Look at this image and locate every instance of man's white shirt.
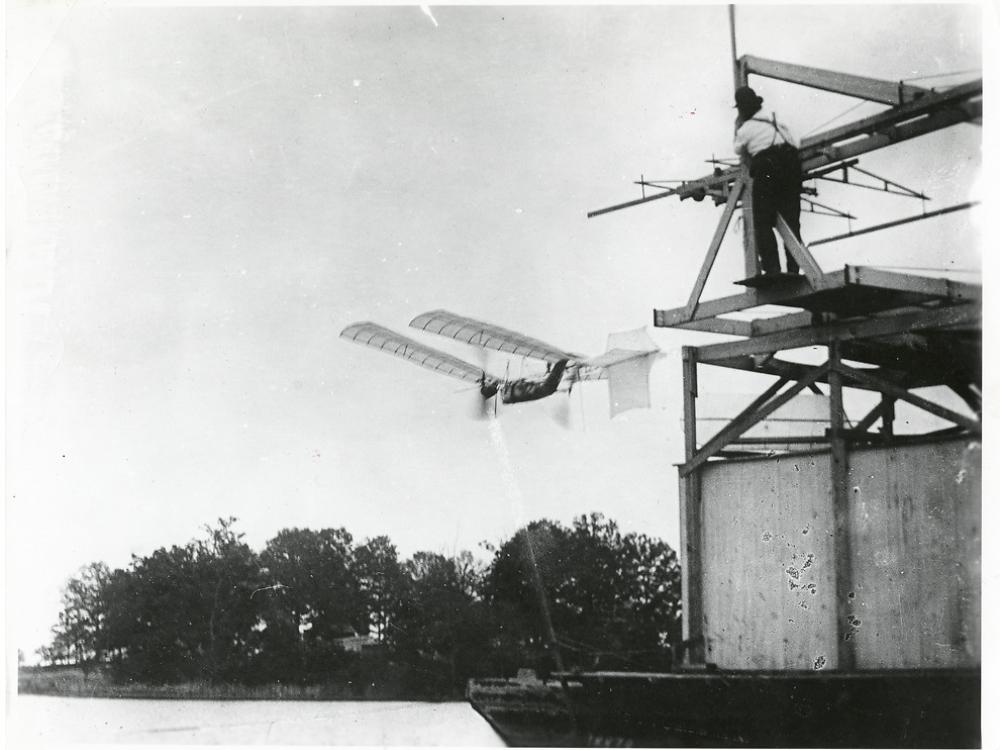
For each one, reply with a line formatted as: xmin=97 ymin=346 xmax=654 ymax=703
xmin=734 ymin=115 xmax=800 ymax=158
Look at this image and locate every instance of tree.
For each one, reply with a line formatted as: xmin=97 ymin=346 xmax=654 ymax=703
xmin=48 ymin=562 xmax=112 ymax=673
xmin=100 ymin=518 xmax=263 ymax=684
xmin=105 ymin=542 xmax=202 ymax=683
xmin=255 ymin=527 xmax=365 ymax=683
xmin=40 ymin=514 xmax=681 ymax=694
xmin=561 ymin=513 xmax=681 ymax=668
xmin=481 ymin=514 xmax=681 ymax=674
xmin=354 ymin=536 xmax=406 ymax=643
xmin=390 ymin=551 xmax=490 ymax=696
xmin=480 ymin=520 xmax=571 ymax=674
xmin=191 ymin=517 xmax=263 ymax=683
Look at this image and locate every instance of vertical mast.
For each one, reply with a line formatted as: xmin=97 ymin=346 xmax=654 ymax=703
xmin=730 ymin=4 xmax=758 ymax=275
xmin=729 ymin=5 xmax=741 ymax=90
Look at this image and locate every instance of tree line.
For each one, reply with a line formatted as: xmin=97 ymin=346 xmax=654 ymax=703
xmin=40 ymin=514 xmax=681 ymax=698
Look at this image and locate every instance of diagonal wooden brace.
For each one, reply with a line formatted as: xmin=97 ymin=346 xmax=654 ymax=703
xmin=776 ymin=214 xmax=826 ymax=289
xmin=680 ymin=362 xmax=830 ymax=477
xmin=830 ymin=360 xmax=980 ymax=433
xmin=684 ymin=177 xmax=745 ymax=321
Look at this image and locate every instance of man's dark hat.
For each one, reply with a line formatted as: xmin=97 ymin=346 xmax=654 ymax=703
xmin=734 ymin=85 xmax=763 ymax=110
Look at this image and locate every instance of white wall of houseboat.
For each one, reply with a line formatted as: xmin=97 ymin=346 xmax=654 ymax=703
xmin=694 ymin=438 xmax=980 ymax=671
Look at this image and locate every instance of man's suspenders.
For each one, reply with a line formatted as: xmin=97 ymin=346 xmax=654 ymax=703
xmin=750 ymin=116 xmax=789 ymax=148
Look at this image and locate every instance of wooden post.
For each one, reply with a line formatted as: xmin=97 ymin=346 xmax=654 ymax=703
xmin=828 ymin=342 xmax=856 ymax=671
xmin=879 ymin=395 xmax=895 ymax=437
xmin=732 ymin=49 xmax=758 ymax=278
xmin=679 ymin=347 xmax=705 ymax=664
xmin=738 ymin=155 xmax=757 ymax=278
xmin=728 ymin=5 xmax=740 ymax=92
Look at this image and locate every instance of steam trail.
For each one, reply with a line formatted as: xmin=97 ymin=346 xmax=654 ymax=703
xmin=486 ymin=420 xmax=566 ymax=674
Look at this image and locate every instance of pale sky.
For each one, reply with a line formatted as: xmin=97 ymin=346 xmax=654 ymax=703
xmin=6 ymin=3 xmax=984 ymax=660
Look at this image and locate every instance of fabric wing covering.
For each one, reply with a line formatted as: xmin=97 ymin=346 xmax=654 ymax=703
xmin=340 ymin=322 xmax=488 ymax=385
xmin=587 ymin=328 xmax=660 ymax=418
xmin=409 ymin=310 xmax=578 ymax=364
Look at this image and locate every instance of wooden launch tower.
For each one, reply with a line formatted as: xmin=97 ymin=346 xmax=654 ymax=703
xmin=582 ymin=40 xmax=982 ymax=748
xmin=651 ymin=50 xmax=983 ymax=677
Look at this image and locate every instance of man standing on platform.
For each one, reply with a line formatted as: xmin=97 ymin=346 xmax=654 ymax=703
xmin=733 ymin=85 xmax=803 ymax=276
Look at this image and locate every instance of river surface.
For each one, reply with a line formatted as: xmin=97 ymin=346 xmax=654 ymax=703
xmin=8 ymin=695 xmax=505 ymax=746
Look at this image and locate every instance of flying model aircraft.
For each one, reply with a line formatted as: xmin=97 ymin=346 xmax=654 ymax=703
xmin=340 ymin=310 xmax=660 ymax=417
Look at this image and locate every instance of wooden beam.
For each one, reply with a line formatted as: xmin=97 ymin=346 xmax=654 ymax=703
xmin=708 ymin=354 xmax=831 ymax=382
xmin=837 ymin=428 xmax=888 ymax=442
xmin=843 ymin=266 xmax=981 ymax=302
xmin=851 ymin=409 xmax=880 ymax=433
xmin=729 ymin=5 xmax=740 ymax=91
xmin=828 ymin=342 xmax=855 ymax=672
xmin=831 ymin=360 xmax=981 ymax=432
xmin=800 ymin=99 xmax=983 ymax=173
xmin=840 ymin=426 xmax=966 ymax=447
xmin=879 ymin=396 xmax=896 ymax=437
xmin=708 ymin=353 xmax=945 ymax=391
xmin=680 ymin=365 xmax=826 ymax=477
xmin=731 ymin=435 xmax=828 ymax=445
xmin=742 ymin=55 xmax=930 ymax=105
xmin=694 ymin=304 xmax=980 ymax=363
xmin=655 ymin=274 xmax=829 ymax=327
xmin=657 ymin=289 xmax=764 ymax=327
xmin=775 ymin=215 xmax=826 ymax=289
xmin=709 ymin=355 xmax=822 ymax=380
xmin=657 ymin=265 xmax=979 ymax=331
xmin=741 ymin=168 xmax=758 ymax=279
xmin=682 ymin=348 xmax=700 ymax=459
xmin=853 ymin=398 xmax=894 ymax=434
xmin=799 ymin=79 xmax=981 ymax=153
xmin=684 ymin=178 xmax=745 ymax=320
xmin=679 ymin=348 xmax=704 ymax=663
xmin=949 ymin=382 xmax=982 ymax=416
xmin=750 ymin=310 xmax=825 ymax=336
xmin=839 ymin=338 xmax=965 ymax=376
xmin=678 ymin=474 xmax=703 ymax=664
xmin=670 ymin=317 xmax=754 ymax=337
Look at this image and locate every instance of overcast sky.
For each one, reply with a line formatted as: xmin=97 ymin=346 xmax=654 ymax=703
xmin=7 ymin=3 xmax=984 ymax=659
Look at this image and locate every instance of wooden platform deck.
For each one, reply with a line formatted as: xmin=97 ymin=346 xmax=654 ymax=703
xmin=655 ymin=265 xmax=981 ymax=389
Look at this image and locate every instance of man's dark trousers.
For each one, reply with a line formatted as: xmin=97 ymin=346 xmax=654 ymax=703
xmin=750 ymin=144 xmax=802 ymax=275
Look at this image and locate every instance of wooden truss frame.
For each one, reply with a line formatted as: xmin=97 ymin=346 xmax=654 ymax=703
xmin=649 ymin=55 xmax=982 ymax=668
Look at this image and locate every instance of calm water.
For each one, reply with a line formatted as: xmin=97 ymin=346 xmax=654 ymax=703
xmin=8 ymin=695 xmax=505 ymax=746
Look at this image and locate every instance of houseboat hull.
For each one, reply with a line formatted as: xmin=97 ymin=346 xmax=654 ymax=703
xmin=468 ymin=668 xmax=980 ymax=747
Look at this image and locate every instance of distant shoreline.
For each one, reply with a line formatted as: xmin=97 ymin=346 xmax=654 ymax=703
xmin=18 ymin=665 xmax=461 ymax=702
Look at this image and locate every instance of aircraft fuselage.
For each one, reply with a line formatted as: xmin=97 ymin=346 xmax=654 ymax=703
xmin=500 ymin=359 xmax=569 ymax=404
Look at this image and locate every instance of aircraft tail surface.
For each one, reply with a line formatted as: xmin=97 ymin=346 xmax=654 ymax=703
xmin=598 ymin=328 xmax=660 ymax=418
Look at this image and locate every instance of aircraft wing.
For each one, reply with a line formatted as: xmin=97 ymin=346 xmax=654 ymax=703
xmin=410 ymin=310 xmax=581 ymax=364
xmin=340 ymin=322 xmax=493 ymax=386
